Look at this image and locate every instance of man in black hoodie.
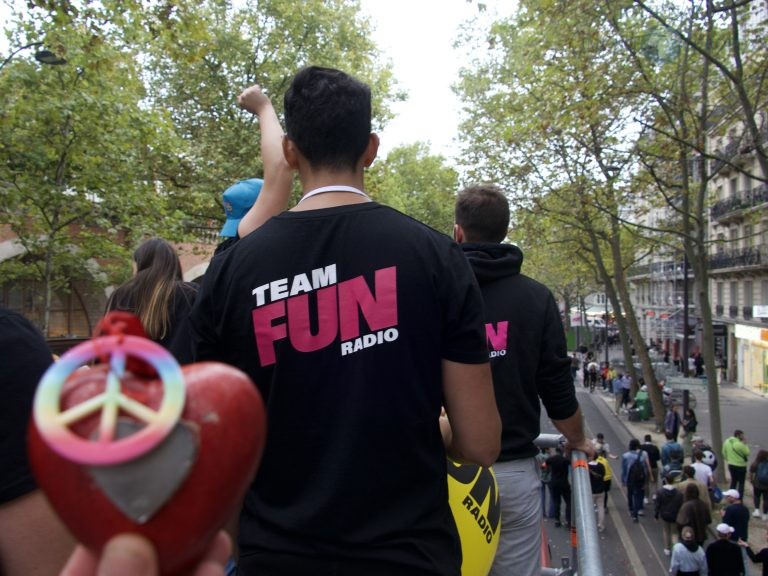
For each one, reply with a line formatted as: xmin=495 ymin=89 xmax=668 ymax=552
xmin=454 ymin=184 xmax=592 ymax=576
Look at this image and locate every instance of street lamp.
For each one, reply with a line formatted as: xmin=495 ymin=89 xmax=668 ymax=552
xmin=0 ymin=42 xmax=67 ymax=72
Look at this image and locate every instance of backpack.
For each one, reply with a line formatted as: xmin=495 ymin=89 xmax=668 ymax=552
xmin=757 ymin=461 xmax=768 ymax=487
xmin=627 ymin=453 xmax=646 ymax=486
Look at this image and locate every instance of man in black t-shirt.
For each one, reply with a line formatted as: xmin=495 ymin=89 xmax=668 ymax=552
xmin=641 ymin=434 xmax=661 ymax=502
xmin=546 ymin=448 xmax=572 ymax=528
xmin=172 ymin=67 xmax=501 ymax=576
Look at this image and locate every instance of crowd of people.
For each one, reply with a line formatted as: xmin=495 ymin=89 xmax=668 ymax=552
xmin=2 ymin=65 xmax=768 ymax=576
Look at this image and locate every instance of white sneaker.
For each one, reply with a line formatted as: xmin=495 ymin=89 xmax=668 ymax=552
xmin=754 ymin=509 xmax=761 ymax=518
xmin=663 ymin=548 xmax=671 ymax=556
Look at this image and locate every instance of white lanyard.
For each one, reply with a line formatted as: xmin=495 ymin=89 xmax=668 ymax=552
xmin=297 ymin=185 xmax=371 ymax=205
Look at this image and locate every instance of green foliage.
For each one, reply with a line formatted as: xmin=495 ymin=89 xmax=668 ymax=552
xmin=367 ymin=142 xmax=458 ymax=234
xmin=0 ymin=0 xmax=400 ymax=331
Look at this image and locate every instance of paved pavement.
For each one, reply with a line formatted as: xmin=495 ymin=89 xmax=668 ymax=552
xmin=571 ymin=374 xmax=768 ymax=575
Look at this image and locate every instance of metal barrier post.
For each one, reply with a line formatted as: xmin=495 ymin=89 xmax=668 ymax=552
xmin=570 ymin=449 xmax=604 ymax=576
xmin=534 ymin=434 xmax=604 ymax=576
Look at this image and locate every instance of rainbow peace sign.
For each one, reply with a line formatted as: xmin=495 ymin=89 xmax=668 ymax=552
xmin=33 ymin=336 xmax=185 ymax=466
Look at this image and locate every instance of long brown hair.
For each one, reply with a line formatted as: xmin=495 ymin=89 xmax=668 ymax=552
xmin=106 ymin=238 xmax=182 ymax=340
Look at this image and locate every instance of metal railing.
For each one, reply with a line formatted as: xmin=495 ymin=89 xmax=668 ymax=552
xmin=535 ymin=433 xmax=604 ymax=576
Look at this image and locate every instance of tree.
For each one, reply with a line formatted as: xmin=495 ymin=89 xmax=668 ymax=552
xmin=0 ymin=1 xmax=185 ymax=334
xmin=141 ymin=0 xmax=401 ymax=228
xmin=454 ymin=0 xmax=671 ymax=424
xmin=367 ymin=143 xmax=458 ymax=234
xmin=1 ymin=0 xmax=401 ymax=334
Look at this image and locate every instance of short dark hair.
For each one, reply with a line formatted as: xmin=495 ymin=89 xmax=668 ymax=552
xmin=455 ymin=184 xmax=510 ymax=243
xmin=693 ymin=449 xmax=703 ymax=461
xmin=629 ymin=438 xmax=640 ymax=450
xmin=644 ymin=434 xmax=652 ymax=442
xmin=284 ymin=66 xmax=372 ymax=171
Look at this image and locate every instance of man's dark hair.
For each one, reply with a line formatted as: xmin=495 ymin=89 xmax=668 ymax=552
xmin=644 ymin=434 xmax=652 ymax=442
xmin=284 ymin=66 xmax=372 ymax=171
xmin=683 ymin=465 xmax=696 ymax=479
xmin=693 ymin=449 xmax=703 ymax=461
xmin=629 ymin=438 xmax=640 ymax=450
xmin=455 ymin=184 xmax=510 ymax=243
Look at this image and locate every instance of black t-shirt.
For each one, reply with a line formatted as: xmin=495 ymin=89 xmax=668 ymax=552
xmin=546 ymin=453 xmax=571 ymax=486
xmin=641 ymin=442 xmax=661 ymax=469
xmin=0 ymin=307 xmax=53 ymax=504
xmin=172 ymin=203 xmax=488 ymax=574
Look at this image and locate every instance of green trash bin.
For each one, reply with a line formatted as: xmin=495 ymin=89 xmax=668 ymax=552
xmin=634 ymin=391 xmax=650 ymax=420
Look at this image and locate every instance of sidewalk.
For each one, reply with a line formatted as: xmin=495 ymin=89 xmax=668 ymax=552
xmin=592 ymin=382 xmax=768 ymax=559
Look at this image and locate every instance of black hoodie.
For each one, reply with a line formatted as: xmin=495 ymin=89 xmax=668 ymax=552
xmin=461 ymin=242 xmax=579 ymax=461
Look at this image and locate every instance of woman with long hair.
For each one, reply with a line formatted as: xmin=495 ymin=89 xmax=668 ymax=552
xmin=106 ymin=238 xmax=197 ymax=347
xmin=750 ymin=449 xmax=768 ymax=521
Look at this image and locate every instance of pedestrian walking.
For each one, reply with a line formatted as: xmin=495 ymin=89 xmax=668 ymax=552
xmin=665 ymin=402 xmax=682 ymax=442
xmin=749 ymin=449 xmax=768 ymax=521
xmin=655 ymin=474 xmax=684 ymax=556
xmin=596 ymin=448 xmax=613 ymax=513
xmin=547 ymin=447 xmax=572 ymax=528
xmin=706 ymin=523 xmax=743 ymax=576
xmin=670 ymin=526 xmax=708 ymax=576
xmin=537 ymin=448 xmax=554 ymax=519
xmin=613 ymin=374 xmax=624 ymax=414
xmin=721 ymin=489 xmax=750 ymax=545
xmin=588 ymin=455 xmax=606 ymax=532
xmin=739 ymin=529 xmax=768 ymax=576
xmin=622 ymin=438 xmax=652 ymax=522
xmin=676 ymin=483 xmax=712 ymax=547
xmin=641 ymin=434 xmax=661 ymax=502
xmin=723 ymin=430 xmax=751 ymax=498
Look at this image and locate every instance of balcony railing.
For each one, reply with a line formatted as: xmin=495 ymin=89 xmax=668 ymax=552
xmin=710 ymin=184 xmax=768 ymax=220
xmin=710 ymin=125 xmax=768 ymax=176
xmin=709 ymin=245 xmax=766 ymax=270
xmin=729 ymin=305 xmax=738 ymax=318
xmin=743 ymin=306 xmax=754 ymax=320
xmin=715 ymin=304 xmax=724 ymax=316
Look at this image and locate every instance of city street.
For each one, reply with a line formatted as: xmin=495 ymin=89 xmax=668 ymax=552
xmin=541 ymin=378 xmax=768 ymax=575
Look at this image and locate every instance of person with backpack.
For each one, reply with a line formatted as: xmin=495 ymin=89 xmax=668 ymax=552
xmin=655 ymin=473 xmax=684 ymax=556
xmin=622 ymin=438 xmax=652 ymax=522
xmin=588 ymin=455 xmax=606 ymax=532
xmin=749 ymin=449 xmax=768 ymax=521
xmin=662 ymin=432 xmax=685 ymax=480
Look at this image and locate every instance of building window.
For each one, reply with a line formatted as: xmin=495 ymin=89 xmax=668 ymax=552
xmin=745 ymin=281 xmax=754 ymax=308
xmin=762 ymin=280 xmax=768 ymax=305
xmin=730 ymin=177 xmax=738 ymax=196
xmin=717 ymin=282 xmax=724 ymax=307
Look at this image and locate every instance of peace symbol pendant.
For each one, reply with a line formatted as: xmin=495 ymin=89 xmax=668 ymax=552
xmin=33 ymin=335 xmax=193 ymax=522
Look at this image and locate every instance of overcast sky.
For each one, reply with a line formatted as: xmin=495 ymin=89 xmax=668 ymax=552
xmin=359 ymin=0 xmax=507 ymax=160
xmin=1 ymin=0 xmax=513 ymax=160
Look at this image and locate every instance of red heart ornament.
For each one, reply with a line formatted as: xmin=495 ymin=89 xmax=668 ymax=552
xmin=28 ymin=359 xmax=266 ymax=576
